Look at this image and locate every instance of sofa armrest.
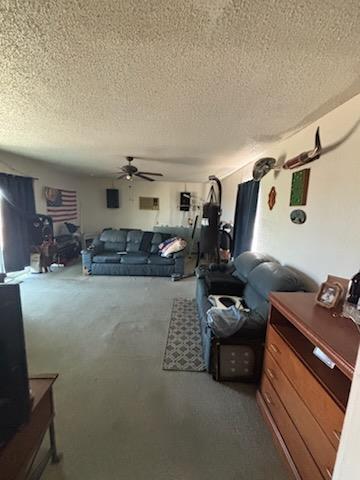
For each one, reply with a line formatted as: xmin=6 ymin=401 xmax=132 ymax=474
xmin=174 ymin=253 xmax=185 ymax=275
xmin=90 ymin=237 xmax=105 ymax=254
xmin=208 ymin=261 xmax=235 ymax=274
xmin=204 ymin=271 xmax=245 ymax=296
xmin=81 ymin=250 xmax=94 ymax=274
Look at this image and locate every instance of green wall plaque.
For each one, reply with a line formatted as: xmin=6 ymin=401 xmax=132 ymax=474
xmin=290 ymin=168 xmax=310 ymax=206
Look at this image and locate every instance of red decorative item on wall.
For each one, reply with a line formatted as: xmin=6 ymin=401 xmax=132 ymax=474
xmin=268 ymin=186 xmax=277 ymax=210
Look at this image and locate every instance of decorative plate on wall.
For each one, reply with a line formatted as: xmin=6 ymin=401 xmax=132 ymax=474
xmin=290 ymin=209 xmax=307 ymax=224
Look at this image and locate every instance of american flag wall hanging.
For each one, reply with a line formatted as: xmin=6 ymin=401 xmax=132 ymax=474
xmin=44 ymin=187 xmax=78 ymax=223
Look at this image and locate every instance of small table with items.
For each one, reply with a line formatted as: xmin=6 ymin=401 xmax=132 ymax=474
xmin=0 ymin=374 xmax=61 ymax=480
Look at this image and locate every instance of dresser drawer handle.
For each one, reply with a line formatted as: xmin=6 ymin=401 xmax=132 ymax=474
xmin=269 ymin=343 xmax=279 ymax=354
xmin=266 ymin=368 xmax=276 ymax=380
xmin=263 ymin=392 xmax=273 ymax=405
xmin=333 ymin=430 xmax=341 ymax=442
xmin=325 ymin=467 xmax=333 ymax=479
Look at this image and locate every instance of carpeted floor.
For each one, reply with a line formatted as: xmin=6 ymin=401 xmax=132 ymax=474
xmin=19 ymin=263 xmax=289 ymax=480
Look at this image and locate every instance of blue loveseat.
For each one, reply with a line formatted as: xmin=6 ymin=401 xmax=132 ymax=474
xmin=82 ymin=229 xmax=185 ymax=277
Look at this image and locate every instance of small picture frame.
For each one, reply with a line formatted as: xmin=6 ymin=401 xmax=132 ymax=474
xmin=326 ymin=275 xmax=349 ymax=303
xmin=316 ymin=281 xmax=343 ymax=309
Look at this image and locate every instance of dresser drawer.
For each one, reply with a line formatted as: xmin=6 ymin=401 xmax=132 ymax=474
xmin=266 ymin=325 xmax=344 ymax=449
xmin=260 ymin=375 xmax=323 ymax=480
xmin=264 ymin=350 xmax=337 ymax=478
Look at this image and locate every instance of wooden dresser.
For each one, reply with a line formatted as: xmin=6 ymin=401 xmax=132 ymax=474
xmin=257 ymin=292 xmax=360 ymax=480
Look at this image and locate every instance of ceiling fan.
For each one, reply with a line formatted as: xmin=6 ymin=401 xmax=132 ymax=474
xmin=116 ymin=156 xmax=164 ymax=182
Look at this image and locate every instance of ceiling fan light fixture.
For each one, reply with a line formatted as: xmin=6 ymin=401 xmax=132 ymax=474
xmin=117 ymin=155 xmax=164 ymax=181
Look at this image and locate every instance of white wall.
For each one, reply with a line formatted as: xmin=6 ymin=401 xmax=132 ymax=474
xmin=0 ymin=150 xmax=206 ymax=235
xmin=333 ymin=347 xmax=360 ymax=480
xmin=80 ymin=178 xmax=206 ymax=233
xmin=221 ymin=93 xmax=360 ymax=285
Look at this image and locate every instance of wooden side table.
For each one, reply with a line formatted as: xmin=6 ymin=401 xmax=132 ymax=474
xmin=0 ymin=374 xmax=61 ymax=480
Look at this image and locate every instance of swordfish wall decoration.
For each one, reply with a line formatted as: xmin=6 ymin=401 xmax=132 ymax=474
xmin=283 ymin=119 xmax=360 ymax=170
xmin=283 ymin=127 xmax=322 ymax=169
xmin=252 ymin=119 xmax=360 ymax=180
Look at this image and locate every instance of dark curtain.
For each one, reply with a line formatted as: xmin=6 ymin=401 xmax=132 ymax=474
xmin=0 ymin=173 xmax=36 ymax=272
xmin=232 ymin=180 xmax=259 ymax=257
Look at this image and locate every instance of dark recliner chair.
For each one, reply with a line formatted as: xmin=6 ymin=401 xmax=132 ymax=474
xmin=196 ymin=251 xmax=305 ymax=378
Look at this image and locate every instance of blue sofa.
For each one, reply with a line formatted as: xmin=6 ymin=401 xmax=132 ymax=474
xmin=196 ymin=251 xmax=305 ymax=373
xmin=82 ymin=229 xmax=185 ymax=277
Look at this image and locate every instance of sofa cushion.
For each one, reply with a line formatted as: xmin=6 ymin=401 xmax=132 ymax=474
xmin=104 ymin=241 xmax=126 ymax=252
xmin=139 ymin=232 xmax=154 ymax=253
xmin=232 ymin=251 xmax=275 ymax=282
xmin=204 ymin=272 xmax=244 ymax=295
xmin=100 ymin=229 xmax=128 ymax=243
xmin=100 ymin=229 xmax=128 ymax=252
xmin=150 ymin=232 xmax=171 ymax=253
xmin=248 ymin=262 xmax=304 ymax=299
xmin=91 ymin=263 xmax=176 ymax=276
xmin=147 ymin=254 xmax=175 ymax=265
xmin=120 ymin=252 xmax=149 ymax=264
xmin=93 ymin=254 xmax=121 ymax=264
xmin=126 ymin=230 xmax=143 ymax=253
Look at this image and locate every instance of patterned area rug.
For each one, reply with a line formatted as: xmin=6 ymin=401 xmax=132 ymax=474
xmin=163 ymin=298 xmax=206 ymax=372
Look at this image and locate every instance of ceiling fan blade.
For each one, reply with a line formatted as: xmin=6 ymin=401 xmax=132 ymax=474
xmin=137 ymin=172 xmax=163 ymax=176
xmin=117 ymin=174 xmax=128 ymax=179
xmin=135 ymin=173 xmax=155 ymax=182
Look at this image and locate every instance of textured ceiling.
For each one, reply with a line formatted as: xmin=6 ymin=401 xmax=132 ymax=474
xmin=1 ymin=0 xmax=360 ymax=181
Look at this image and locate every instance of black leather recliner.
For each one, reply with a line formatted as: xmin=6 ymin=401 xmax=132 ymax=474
xmin=196 ymin=251 xmax=305 ymax=374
